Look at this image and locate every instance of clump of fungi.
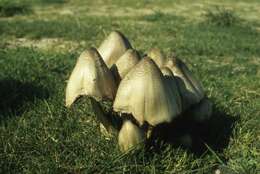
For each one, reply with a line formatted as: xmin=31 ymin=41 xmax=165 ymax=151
xmin=65 ymin=31 xmax=212 ymax=152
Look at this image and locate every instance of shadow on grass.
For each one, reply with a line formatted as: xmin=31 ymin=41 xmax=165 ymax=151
xmin=0 ymin=79 xmax=49 ymax=120
xmin=0 ymin=1 xmax=32 ymax=17
xmin=147 ymin=102 xmax=238 ymax=157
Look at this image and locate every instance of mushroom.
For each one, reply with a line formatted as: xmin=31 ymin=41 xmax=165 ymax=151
xmin=65 ymin=48 xmax=117 ymax=107
xmin=147 ymin=48 xmax=166 ymax=68
xmin=114 ymin=57 xmax=182 ymax=126
xmin=164 ymin=57 xmax=213 ymax=121
xmin=64 ymin=31 xmax=213 ymax=153
xmin=165 ymin=57 xmax=205 ymax=111
xmin=113 ymin=57 xmax=182 ymax=151
xmin=98 ymin=31 xmax=132 ymax=68
xmin=110 ymin=49 xmax=140 ymax=83
xmin=118 ymin=120 xmax=145 ymax=152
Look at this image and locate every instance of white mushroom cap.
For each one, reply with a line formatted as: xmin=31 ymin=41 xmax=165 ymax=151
xmin=98 ymin=31 xmax=132 ymax=68
xmin=147 ymin=48 xmax=166 ymax=68
xmin=165 ymin=58 xmax=204 ymax=110
xmin=110 ymin=49 xmax=140 ymax=82
xmin=161 ymin=67 xmax=182 ymax=114
xmin=118 ymin=120 xmax=144 ymax=152
xmin=113 ymin=57 xmax=182 ymax=126
xmin=65 ymin=48 xmax=117 ymax=107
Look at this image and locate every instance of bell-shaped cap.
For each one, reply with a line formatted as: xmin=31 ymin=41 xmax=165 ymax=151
xmin=161 ymin=67 xmax=182 ymax=114
xmin=118 ymin=120 xmax=144 ymax=152
xmin=165 ymin=58 xmax=204 ymax=110
xmin=110 ymin=49 xmax=140 ymax=82
xmin=147 ymin=48 xmax=166 ymax=68
xmin=65 ymin=48 xmax=117 ymax=107
xmin=98 ymin=31 xmax=132 ymax=68
xmin=113 ymin=57 xmax=181 ymax=126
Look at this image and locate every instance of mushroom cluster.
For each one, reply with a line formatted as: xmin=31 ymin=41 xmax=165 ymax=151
xmin=65 ymin=31 xmax=212 ymax=152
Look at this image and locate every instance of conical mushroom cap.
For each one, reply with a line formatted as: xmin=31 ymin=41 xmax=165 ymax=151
xmin=65 ymin=48 xmax=117 ymax=107
xmin=161 ymin=67 xmax=182 ymax=114
xmin=110 ymin=49 xmax=140 ymax=82
xmin=147 ymin=48 xmax=166 ymax=68
xmin=113 ymin=57 xmax=181 ymax=126
xmin=118 ymin=120 xmax=144 ymax=152
xmin=98 ymin=31 xmax=132 ymax=68
xmin=165 ymin=58 xmax=204 ymax=110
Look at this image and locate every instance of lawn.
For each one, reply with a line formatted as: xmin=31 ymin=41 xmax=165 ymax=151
xmin=0 ymin=0 xmax=259 ymax=173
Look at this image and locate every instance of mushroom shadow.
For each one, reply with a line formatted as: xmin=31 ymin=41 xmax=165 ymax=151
xmin=0 ymin=79 xmax=49 ymax=121
xmin=147 ymin=102 xmax=238 ymax=156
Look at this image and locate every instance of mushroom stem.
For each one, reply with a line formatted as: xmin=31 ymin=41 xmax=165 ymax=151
xmin=146 ymin=125 xmax=154 ymax=139
xmin=89 ymin=97 xmax=117 ymax=136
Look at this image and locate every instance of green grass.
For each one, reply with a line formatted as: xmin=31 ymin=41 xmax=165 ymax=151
xmin=0 ymin=0 xmax=67 ymax=17
xmin=0 ymin=0 xmax=31 ymax=17
xmin=0 ymin=0 xmax=259 ymax=173
xmin=204 ymin=6 xmax=240 ymax=27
